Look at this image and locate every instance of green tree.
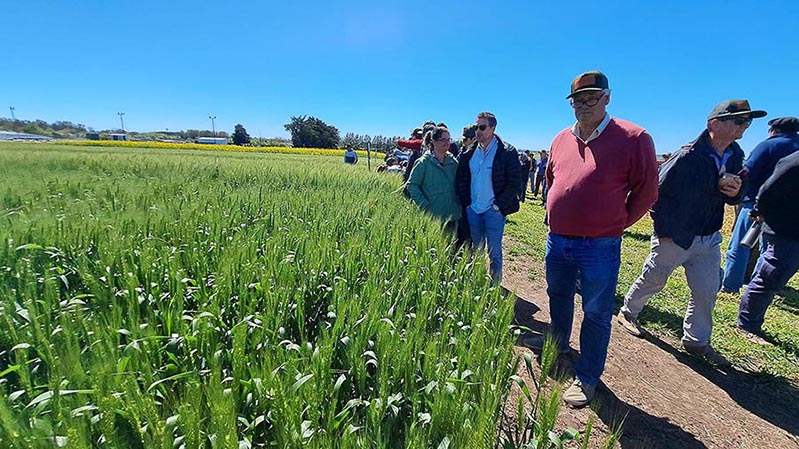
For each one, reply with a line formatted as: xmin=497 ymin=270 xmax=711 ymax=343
xmin=284 ymin=116 xmax=339 ymax=148
xmin=232 ymin=124 xmax=251 ymax=146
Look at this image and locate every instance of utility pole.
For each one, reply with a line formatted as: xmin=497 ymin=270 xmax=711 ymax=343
xmin=209 ymin=116 xmax=217 ymax=139
xmin=117 ymin=112 xmax=125 ymax=132
xmin=9 ymin=106 xmax=15 ymax=120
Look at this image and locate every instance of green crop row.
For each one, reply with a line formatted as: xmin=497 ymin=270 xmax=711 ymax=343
xmin=0 ymin=143 xmax=518 ymax=448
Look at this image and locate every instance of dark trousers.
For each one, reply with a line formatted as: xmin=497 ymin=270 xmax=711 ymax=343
xmin=456 ymin=210 xmax=471 ymax=250
xmin=533 ymin=173 xmax=545 ymax=196
xmin=520 ymin=172 xmax=530 ymax=202
xmin=738 ymin=232 xmax=799 ymax=333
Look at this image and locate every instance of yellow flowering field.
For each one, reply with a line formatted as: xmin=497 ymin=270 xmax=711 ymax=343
xmin=69 ymin=139 xmax=346 ymax=156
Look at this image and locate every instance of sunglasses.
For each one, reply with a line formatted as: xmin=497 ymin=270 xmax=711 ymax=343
xmin=475 ymin=124 xmax=490 ymax=131
xmin=569 ymin=92 xmax=606 ymax=107
xmin=434 ymin=136 xmax=452 ymax=143
xmin=721 ymin=116 xmax=752 ymax=126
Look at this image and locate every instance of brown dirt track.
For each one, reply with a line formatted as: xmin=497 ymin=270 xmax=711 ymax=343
xmin=502 ymin=248 xmax=799 ymax=449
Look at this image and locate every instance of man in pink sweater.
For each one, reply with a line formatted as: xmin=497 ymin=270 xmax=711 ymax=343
xmin=524 ymin=71 xmax=658 ymax=407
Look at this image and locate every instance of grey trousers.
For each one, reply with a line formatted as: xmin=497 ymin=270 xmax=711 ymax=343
xmin=621 ymin=232 xmax=723 ymax=346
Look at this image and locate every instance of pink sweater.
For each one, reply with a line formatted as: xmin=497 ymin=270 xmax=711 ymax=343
xmin=546 ymin=117 xmax=658 ymax=238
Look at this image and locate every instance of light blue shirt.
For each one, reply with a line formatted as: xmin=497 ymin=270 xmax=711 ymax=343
xmin=469 ymin=136 xmax=498 ymax=213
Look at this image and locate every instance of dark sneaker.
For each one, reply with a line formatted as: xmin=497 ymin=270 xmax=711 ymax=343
xmin=736 ymin=327 xmax=771 ymax=346
xmin=522 ymin=334 xmax=570 ymax=355
xmin=719 ymin=287 xmax=738 ymax=294
xmin=563 ymin=379 xmax=596 ymax=408
xmin=616 ymin=311 xmax=645 ymax=337
xmin=683 ymin=344 xmax=731 ymax=367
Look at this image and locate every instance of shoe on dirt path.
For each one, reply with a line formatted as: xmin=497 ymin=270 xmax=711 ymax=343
xmin=522 ymin=334 xmax=570 ymax=355
xmin=683 ymin=343 xmax=732 ymax=368
xmin=563 ymin=379 xmax=596 ymax=408
xmin=616 ymin=311 xmax=646 ymax=337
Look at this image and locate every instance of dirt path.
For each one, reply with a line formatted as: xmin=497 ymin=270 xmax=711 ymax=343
xmin=502 ymin=247 xmax=799 ymax=449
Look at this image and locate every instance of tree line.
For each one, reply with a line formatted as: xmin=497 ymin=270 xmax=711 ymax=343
xmin=3 ymin=115 xmax=404 ymax=152
xmin=284 ymin=115 xmax=402 ymax=153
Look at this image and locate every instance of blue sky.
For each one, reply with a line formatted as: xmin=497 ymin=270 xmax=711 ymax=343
xmin=4 ymin=0 xmax=797 ymax=153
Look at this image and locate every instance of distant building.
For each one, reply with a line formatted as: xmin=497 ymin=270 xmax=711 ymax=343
xmin=86 ymin=133 xmax=100 ymax=140
xmin=110 ymin=133 xmax=129 ymax=141
xmin=0 ymin=131 xmax=53 ymax=141
xmin=196 ymin=137 xmax=228 ymax=145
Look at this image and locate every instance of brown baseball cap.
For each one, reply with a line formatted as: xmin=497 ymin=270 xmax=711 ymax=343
xmin=707 ymin=100 xmax=767 ymax=121
xmin=567 ymin=71 xmax=609 ymax=99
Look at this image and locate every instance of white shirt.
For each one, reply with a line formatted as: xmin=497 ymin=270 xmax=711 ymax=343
xmin=571 ymin=114 xmax=611 ymax=144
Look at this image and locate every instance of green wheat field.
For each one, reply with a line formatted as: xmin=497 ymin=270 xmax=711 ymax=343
xmin=0 ymin=143 xmax=517 ymax=448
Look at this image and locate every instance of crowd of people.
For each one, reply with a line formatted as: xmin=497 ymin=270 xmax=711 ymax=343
xmin=357 ymin=70 xmax=798 ymax=409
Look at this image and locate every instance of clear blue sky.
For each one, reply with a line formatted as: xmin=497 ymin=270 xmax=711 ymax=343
xmin=4 ymin=0 xmax=797 ymax=153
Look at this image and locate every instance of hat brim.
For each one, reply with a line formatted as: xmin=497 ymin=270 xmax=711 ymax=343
xmin=566 ymin=87 xmax=604 ymax=99
xmin=716 ymin=110 xmax=767 ymax=119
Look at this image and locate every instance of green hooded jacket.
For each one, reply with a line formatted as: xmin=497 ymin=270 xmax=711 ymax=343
xmin=406 ymin=151 xmax=462 ymax=223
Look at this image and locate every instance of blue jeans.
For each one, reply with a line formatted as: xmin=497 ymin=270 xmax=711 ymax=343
xmin=467 ymin=206 xmax=506 ymax=285
xmin=722 ymin=204 xmax=756 ymax=292
xmin=738 ymin=233 xmax=799 ymax=333
xmin=546 ymin=233 xmax=621 ymax=387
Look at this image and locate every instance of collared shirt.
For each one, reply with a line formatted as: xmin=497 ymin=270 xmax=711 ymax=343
xmin=710 ymin=148 xmax=732 ymax=174
xmin=570 ymin=113 xmax=611 ymax=144
xmin=536 ymin=157 xmax=548 ymax=171
xmin=469 ymin=136 xmax=498 ymax=213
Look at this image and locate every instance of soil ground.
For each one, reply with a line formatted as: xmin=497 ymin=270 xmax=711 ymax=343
xmin=501 ymin=244 xmax=799 ymax=449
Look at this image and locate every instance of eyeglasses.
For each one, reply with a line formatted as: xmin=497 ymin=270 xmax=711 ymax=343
xmin=475 ymin=124 xmax=489 ymax=131
xmin=721 ymin=116 xmax=752 ymax=126
xmin=569 ymin=93 xmax=606 ymax=107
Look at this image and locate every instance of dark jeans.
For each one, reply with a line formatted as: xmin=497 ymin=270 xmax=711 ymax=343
xmin=738 ymin=233 xmax=799 ymax=333
xmin=520 ymin=172 xmax=530 ymax=202
xmin=455 ymin=210 xmax=471 ymax=250
xmin=534 ymin=173 xmax=545 ymax=196
xmin=546 ymin=233 xmax=622 ymax=387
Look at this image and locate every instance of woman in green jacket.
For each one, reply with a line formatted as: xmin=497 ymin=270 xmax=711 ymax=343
xmin=406 ymin=126 xmax=462 ymax=228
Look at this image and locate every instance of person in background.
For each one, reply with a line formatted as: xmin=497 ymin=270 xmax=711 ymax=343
xmin=519 ymin=151 xmax=532 ymax=202
xmin=460 ymin=125 xmax=477 ymax=155
xmin=721 ymin=117 xmax=799 ymax=293
xmin=737 ymin=151 xmax=799 ymax=343
xmin=618 ymin=99 xmax=766 ymax=368
xmin=527 ymin=150 xmax=537 ymax=197
xmin=455 ymin=111 xmax=522 ymax=285
xmin=406 ymin=126 xmax=462 ymax=230
xmin=456 ymin=124 xmax=478 ymax=246
xmin=525 ymin=70 xmax=658 ymax=408
xmin=534 ymin=150 xmax=548 ymax=199
xmin=344 ymin=145 xmax=358 ymax=164
xmin=402 ymin=123 xmax=436 ymax=183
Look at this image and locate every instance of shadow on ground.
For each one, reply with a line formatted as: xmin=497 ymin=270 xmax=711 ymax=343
xmin=593 ymin=385 xmax=708 ymax=449
xmin=622 ymin=230 xmax=652 ymax=243
xmin=515 ymin=291 xmax=799 ymax=446
xmin=646 ymin=335 xmax=799 ymax=438
xmin=774 ymin=286 xmax=799 ymax=314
